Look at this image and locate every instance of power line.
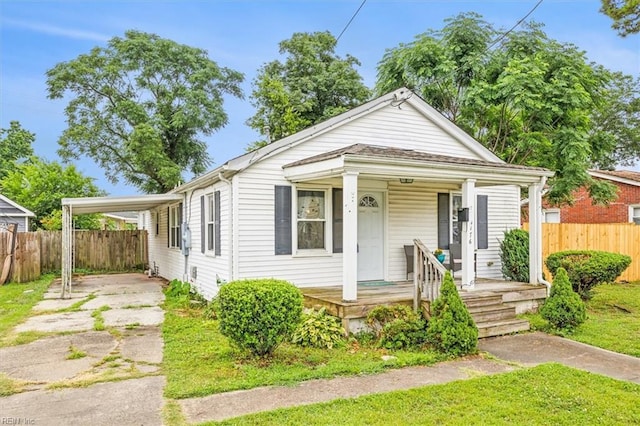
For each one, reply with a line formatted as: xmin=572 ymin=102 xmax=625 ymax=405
xmin=336 ymin=0 xmax=367 ymax=43
xmin=487 ymin=0 xmax=544 ymax=50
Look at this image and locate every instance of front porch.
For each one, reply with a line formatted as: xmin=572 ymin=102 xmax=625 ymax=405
xmin=302 ymin=279 xmax=546 ymax=338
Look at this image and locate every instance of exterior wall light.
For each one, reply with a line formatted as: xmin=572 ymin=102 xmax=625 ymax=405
xmin=399 ymin=178 xmax=414 ymax=184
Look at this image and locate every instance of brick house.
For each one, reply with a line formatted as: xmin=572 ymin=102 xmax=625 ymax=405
xmin=542 ymin=170 xmax=640 ymax=224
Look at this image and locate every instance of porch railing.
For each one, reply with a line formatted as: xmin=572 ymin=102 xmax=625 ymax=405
xmin=413 ymin=238 xmax=447 ymax=311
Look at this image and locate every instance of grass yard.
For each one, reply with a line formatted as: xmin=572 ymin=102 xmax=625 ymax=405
xmin=207 ymin=363 xmax=640 ymax=426
xmin=162 ymin=296 xmax=447 ymax=399
xmin=0 ymin=274 xmax=55 ymax=347
xmin=525 ymin=281 xmax=640 ymax=357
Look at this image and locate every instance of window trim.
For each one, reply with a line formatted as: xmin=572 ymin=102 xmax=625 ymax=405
xmin=169 ymin=204 xmax=181 ymax=249
xmin=206 ymin=193 xmax=215 ymax=253
xmin=543 ymin=208 xmax=561 ymax=224
xmin=449 ymin=192 xmax=463 ymax=246
xmin=630 ymin=205 xmax=640 ymax=225
xmin=292 ymin=185 xmax=332 ymax=256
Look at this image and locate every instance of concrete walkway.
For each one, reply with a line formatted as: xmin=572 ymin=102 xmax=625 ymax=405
xmin=0 ymin=274 xmax=166 ymax=426
xmin=478 ymin=332 xmax=640 ymax=384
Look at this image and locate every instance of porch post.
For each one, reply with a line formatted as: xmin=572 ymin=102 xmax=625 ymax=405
xmin=61 ymin=203 xmax=72 ymax=299
xmin=461 ymin=179 xmax=476 ymax=289
xmin=342 ymin=171 xmax=359 ymax=302
xmin=528 ymin=182 xmax=541 ymax=284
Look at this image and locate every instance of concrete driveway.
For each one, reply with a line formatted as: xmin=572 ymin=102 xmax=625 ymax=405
xmin=0 ymin=273 xmax=166 ymax=426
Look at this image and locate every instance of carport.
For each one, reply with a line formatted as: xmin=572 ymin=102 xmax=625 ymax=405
xmin=61 ymin=194 xmax=183 ymax=298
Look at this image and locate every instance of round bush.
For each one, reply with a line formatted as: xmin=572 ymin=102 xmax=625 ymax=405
xmin=545 ymin=250 xmax=631 ymax=299
xmin=217 ymin=278 xmax=303 ymax=356
xmin=499 ymin=229 xmax=529 ymax=282
xmin=426 ymin=272 xmax=478 ymax=356
xmin=540 ymin=267 xmax=586 ymax=331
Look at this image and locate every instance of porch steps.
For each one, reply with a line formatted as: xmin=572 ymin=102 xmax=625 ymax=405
xmin=461 ymin=292 xmax=530 ymax=338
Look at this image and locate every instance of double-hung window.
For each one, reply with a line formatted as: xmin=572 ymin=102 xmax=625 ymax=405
xmin=207 ymin=193 xmax=215 ymax=251
xmin=296 ymin=189 xmax=327 ymax=251
xmin=450 ymin=193 xmax=463 ymax=245
xmin=169 ymin=204 xmax=181 ymax=248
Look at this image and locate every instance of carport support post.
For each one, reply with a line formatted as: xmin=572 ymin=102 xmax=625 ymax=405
xmin=461 ymin=179 xmax=475 ymax=289
xmin=61 ymin=204 xmax=72 ymax=298
xmin=342 ymin=171 xmax=359 ymax=302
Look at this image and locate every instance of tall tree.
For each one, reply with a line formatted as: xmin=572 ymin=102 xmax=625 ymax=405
xmin=46 ymin=30 xmax=244 ymax=193
xmin=246 ymin=31 xmax=370 ymax=150
xmin=0 ymin=121 xmax=35 ymax=180
xmin=376 ymin=16 xmax=629 ymax=205
xmin=601 ymin=0 xmax=640 ymax=36
xmin=0 ymin=158 xmax=105 ymax=230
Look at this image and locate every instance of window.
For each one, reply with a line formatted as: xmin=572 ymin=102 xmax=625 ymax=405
xmin=296 ymin=189 xmax=327 ymax=250
xmin=437 ymin=192 xmax=488 ymax=250
xmin=207 ymin=194 xmax=215 ymax=251
xmin=169 ymin=204 xmax=181 ymax=248
xmin=631 ymin=205 xmax=640 ymax=225
xmin=543 ymin=208 xmax=561 ymax=223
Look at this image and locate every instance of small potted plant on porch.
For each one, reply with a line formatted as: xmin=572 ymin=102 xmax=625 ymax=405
xmin=434 ymin=248 xmax=445 ymax=263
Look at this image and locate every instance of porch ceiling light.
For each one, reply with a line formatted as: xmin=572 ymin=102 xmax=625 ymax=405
xmin=399 ymin=178 xmax=414 ymax=184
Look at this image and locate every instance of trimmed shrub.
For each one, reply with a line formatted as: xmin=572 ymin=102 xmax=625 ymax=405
xmin=426 ymin=272 xmax=478 ymax=356
xmin=499 ymin=228 xmax=530 ymax=282
xmin=291 ymin=308 xmax=345 ymax=349
xmin=545 ymin=250 xmax=632 ymax=299
xmin=540 ymin=267 xmax=586 ymax=331
xmin=366 ymin=305 xmax=428 ymax=350
xmin=217 ymin=278 xmax=303 ymax=357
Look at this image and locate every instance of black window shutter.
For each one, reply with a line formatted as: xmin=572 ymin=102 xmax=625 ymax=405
xmin=214 ymin=190 xmax=221 ymax=256
xmin=274 ymin=186 xmax=292 ymax=255
xmin=437 ymin=193 xmax=450 ymax=249
xmin=332 ymin=188 xmax=343 ymax=253
xmin=477 ymin=194 xmax=488 ymax=249
xmin=178 ymin=202 xmax=183 ymax=249
xmin=167 ymin=207 xmax=170 ymax=248
xmin=200 ymin=196 xmax=205 ymax=254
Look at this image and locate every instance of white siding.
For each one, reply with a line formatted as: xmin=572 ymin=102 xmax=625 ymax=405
xmin=476 ymin=185 xmax=521 ymax=279
xmin=147 ymin=202 xmax=185 ymax=286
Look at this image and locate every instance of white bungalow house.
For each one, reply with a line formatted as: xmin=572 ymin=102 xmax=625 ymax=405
xmin=62 ymin=88 xmax=552 ymax=334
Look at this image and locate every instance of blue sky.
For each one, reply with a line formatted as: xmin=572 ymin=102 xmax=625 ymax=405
xmin=1 ymin=0 xmax=638 ymax=195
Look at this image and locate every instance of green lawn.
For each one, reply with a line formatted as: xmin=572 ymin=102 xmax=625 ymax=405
xmin=162 ymin=297 xmax=446 ymax=399
xmin=0 ymin=274 xmax=55 ymax=347
xmin=207 ymin=364 xmax=640 ymax=426
xmin=526 ymin=281 xmax=640 ymax=357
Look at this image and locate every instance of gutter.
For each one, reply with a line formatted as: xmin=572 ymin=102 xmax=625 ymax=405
xmin=536 ymin=176 xmax=551 ymax=296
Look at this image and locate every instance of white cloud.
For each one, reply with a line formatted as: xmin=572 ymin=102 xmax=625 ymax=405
xmin=2 ymin=18 xmax=110 ymax=42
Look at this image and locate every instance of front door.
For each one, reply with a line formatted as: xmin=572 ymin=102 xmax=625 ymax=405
xmin=357 ymin=192 xmax=384 ymax=281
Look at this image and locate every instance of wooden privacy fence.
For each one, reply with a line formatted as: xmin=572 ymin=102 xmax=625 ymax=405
xmin=525 ymin=223 xmax=640 ymax=282
xmin=0 ymin=230 xmax=148 ymax=283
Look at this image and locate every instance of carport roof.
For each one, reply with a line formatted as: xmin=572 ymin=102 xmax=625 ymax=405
xmin=62 ymin=194 xmax=183 ymax=215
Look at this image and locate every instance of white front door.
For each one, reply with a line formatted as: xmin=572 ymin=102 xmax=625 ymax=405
xmin=357 ymin=192 xmax=384 ymax=281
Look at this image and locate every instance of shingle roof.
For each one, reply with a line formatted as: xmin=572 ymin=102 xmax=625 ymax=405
xmin=284 ymin=143 xmax=550 ymax=173
xmin=591 ymin=170 xmax=640 ymax=183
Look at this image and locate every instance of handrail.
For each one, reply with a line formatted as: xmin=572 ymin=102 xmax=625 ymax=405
xmin=413 ymin=238 xmax=447 ymax=311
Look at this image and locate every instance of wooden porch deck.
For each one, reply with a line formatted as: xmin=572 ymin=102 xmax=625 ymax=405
xmin=302 ymin=279 xmax=547 ymax=338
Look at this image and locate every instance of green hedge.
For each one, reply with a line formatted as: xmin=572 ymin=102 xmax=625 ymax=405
xmin=217 ymin=278 xmax=303 ymax=357
xmin=540 ymin=267 xmax=586 ymax=331
xmin=545 ymin=250 xmax=631 ymax=299
xmin=499 ymin=229 xmax=529 ymax=282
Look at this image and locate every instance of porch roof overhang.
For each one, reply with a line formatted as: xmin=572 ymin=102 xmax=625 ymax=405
xmin=62 ymin=193 xmax=183 ymax=215
xmin=283 ymin=144 xmax=554 ymax=186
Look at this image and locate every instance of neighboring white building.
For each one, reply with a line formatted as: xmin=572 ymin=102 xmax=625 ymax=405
xmin=0 ymin=194 xmax=35 ymax=232
xmin=137 ymin=88 xmax=552 ymax=301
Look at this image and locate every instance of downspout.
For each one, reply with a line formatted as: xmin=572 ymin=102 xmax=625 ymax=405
xmin=219 ymin=172 xmax=233 ymax=282
xmin=536 ymin=176 xmax=551 ymax=296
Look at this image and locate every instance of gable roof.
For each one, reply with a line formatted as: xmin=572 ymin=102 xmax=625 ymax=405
xmin=589 ymin=170 xmax=640 ymax=187
xmin=0 ymin=194 xmax=35 ymax=217
xmin=174 ymin=87 xmax=505 ymax=193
